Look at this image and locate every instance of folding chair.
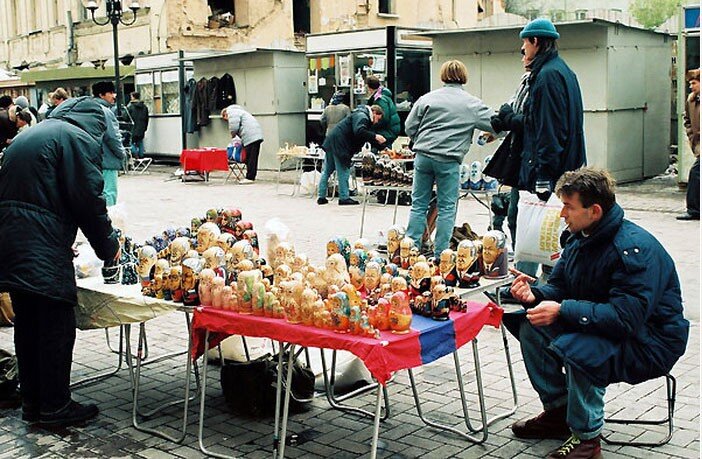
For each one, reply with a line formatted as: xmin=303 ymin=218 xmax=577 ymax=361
xmin=130 ymin=156 xmax=153 ymax=174
xmin=226 ymin=159 xmax=247 ymax=183
xmin=603 ymin=373 xmax=676 ymax=447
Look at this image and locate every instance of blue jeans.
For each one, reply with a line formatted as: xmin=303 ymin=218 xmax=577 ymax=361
xmin=406 ymin=154 xmax=460 ymax=257
xmin=131 ymin=139 xmax=145 ymax=159
xmin=519 ymin=320 xmax=606 ymax=440
xmin=318 ymin=150 xmax=351 ymax=200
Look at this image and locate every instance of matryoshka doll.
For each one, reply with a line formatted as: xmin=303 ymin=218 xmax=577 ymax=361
xmin=242 ymin=230 xmax=260 ymax=256
xmin=220 ymin=208 xmax=242 ymax=235
xmin=389 ymin=291 xmax=412 ymax=334
xmin=409 ymin=261 xmax=432 ymax=301
xmin=216 ymin=232 xmax=236 ymax=252
xmin=168 ymin=237 xmax=191 ymax=267
xmin=456 ymin=239 xmax=481 ymax=288
xmin=196 ymin=222 xmax=221 ymax=254
xmin=211 ymin=276 xmax=226 ymax=308
xmin=469 ymin=160 xmax=483 ymax=190
xmin=204 ymin=208 xmax=219 ymax=224
xmin=151 ymin=274 xmax=164 ymax=299
xmin=300 ymin=287 xmax=317 ymax=326
xmin=168 ymin=266 xmax=184 ymax=302
xmin=398 ymin=237 xmax=415 ymax=270
xmin=362 ymin=261 xmax=382 ymax=300
xmin=348 ymin=305 xmax=362 ymax=335
xmin=237 ymin=269 xmax=261 ymax=314
xmin=330 ymin=292 xmax=350 ymax=333
xmin=137 ymin=245 xmax=158 ymax=289
xmin=431 ymin=284 xmax=451 ymax=321
xmin=203 ymin=246 xmax=227 ymax=279
xmin=348 ymin=266 xmax=366 ymax=298
xmin=374 ymin=296 xmax=391 ymax=331
xmin=386 ymin=225 xmax=405 ymax=265
xmin=349 ymin=248 xmax=368 ymax=273
xmin=323 ymin=253 xmax=350 ymax=291
xmin=198 ymin=268 xmax=216 ymax=307
xmin=252 ymin=280 xmax=266 ymax=316
xmin=181 ymin=257 xmax=203 ymax=306
xmin=480 ymin=230 xmax=509 ymax=279
xmin=234 ymin=221 xmax=254 ymax=240
xmin=438 ymin=249 xmax=458 ymax=287
xmin=221 ymin=285 xmax=235 ymax=310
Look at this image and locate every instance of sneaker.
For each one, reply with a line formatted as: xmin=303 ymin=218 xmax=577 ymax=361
xmin=238 ymin=178 xmax=255 ymax=185
xmin=547 ymin=434 xmax=602 ymax=459
xmin=511 ymin=405 xmax=570 ymax=440
xmin=676 ymin=213 xmax=700 ymax=221
xmin=317 ymin=197 xmax=328 ymax=205
xmin=338 ymin=198 xmax=360 ymax=206
xmin=39 ymin=400 xmax=99 ymax=427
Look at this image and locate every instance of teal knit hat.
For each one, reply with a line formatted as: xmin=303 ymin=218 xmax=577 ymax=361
xmin=519 ymin=18 xmax=560 ymax=39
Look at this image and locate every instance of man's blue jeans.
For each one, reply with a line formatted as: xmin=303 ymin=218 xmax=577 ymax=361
xmin=406 ymin=154 xmax=460 ymax=257
xmin=518 ymin=320 xmax=606 ymax=440
xmin=318 ymin=150 xmax=350 ymax=201
xmin=131 ymin=139 xmax=145 ymax=159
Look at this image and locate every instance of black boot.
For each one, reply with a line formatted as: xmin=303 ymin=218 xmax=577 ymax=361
xmin=39 ymin=400 xmax=99 ymax=427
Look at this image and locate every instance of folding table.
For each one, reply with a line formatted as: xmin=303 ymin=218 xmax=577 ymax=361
xmin=179 ymin=148 xmax=229 ymax=182
xmin=191 ymin=283 xmax=512 ymax=459
xmin=75 ymin=278 xmax=197 ymax=443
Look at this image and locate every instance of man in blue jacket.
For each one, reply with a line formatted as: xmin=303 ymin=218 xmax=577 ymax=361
xmin=507 ymin=168 xmax=689 ymax=459
xmin=92 ymin=81 xmax=124 ymax=206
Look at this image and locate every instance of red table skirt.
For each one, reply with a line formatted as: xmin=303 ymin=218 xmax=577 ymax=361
xmin=180 ymin=148 xmax=229 ymax=172
xmin=191 ymin=301 xmax=503 ymax=386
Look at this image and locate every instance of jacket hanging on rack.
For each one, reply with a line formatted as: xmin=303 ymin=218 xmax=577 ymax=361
xmin=206 ymin=76 xmax=220 ymax=114
xmin=192 ymin=77 xmax=210 ymax=127
xmin=218 ymin=73 xmax=236 ymax=109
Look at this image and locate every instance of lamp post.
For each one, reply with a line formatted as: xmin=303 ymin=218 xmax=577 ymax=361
xmin=83 ymin=1 xmax=140 ymax=117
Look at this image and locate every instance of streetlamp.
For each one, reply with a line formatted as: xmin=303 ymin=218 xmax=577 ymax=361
xmin=83 ymin=1 xmax=141 ymax=117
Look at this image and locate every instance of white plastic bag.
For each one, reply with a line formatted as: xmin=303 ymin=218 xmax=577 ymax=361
xmin=73 ymin=243 xmax=102 ymax=278
xmin=515 ymin=191 xmax=565 ymax=266
xmin=299 ymin=170 xmax=321 ymax=196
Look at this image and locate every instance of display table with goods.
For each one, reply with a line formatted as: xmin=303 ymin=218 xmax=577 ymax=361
xmin=80 ymin=203 xmax=518 ymax=455
xmin=276 ymin=144 xmax=326 ymax=197
xmin=75 ymin=276 xmax=196 ymax=444
xmin=179 ymin=148 xmax=229 ymax=182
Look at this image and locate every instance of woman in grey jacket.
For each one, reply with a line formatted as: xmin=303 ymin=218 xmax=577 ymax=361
xmin=222 ymin=104 xmax=264 ymax=183
xmin=405 ymin=60 xmax=494 ymax=257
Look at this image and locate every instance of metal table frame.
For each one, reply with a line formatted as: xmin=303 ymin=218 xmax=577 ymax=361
xmin=276 ymin=154 xmax=326 ymax=197
xmin=194 ymin=277 xmax=516 ymax=458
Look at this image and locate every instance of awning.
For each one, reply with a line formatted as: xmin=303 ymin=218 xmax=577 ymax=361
xmin=20 ymin=65 xmax=135 ymax=83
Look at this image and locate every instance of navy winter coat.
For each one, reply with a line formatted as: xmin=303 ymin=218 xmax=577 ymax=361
xmin=506 ymin=204 xmax=689 ymax=387
xmin=0 ymin=97 xmax=119 ymax=304
xmin=322 ymin=107 xmax=377 ymax=168
xmin=520 ymin=50 xmax=586 ymax=191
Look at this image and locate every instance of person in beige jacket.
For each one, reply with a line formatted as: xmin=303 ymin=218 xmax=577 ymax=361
xmin=678 ymin=69 xmax=699 ymax=220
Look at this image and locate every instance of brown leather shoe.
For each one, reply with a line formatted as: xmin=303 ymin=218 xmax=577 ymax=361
xmin=547 ymin=435 xmax=603 ymax=459
xmin=511 ymin=405 xmax=570 ymax=439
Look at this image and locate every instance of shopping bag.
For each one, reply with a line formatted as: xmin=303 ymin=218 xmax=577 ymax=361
xmin=515 ymin=191 xmax=565 ymax=266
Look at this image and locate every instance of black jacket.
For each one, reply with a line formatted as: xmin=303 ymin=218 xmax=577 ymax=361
xmin=0 ymin=97 xmax=119 ymax=304
xmin=127 ymin=100 xmax=149 ymax=141
xmin=192 ymin=77 xmax=210 ymax=127
xmin=217 ymin=73 xmax=236 ymax=109
xmin=322 ymin=107 xmax=377 ymax=168
xmin=520 ymin=50 xmax=586 ymax=191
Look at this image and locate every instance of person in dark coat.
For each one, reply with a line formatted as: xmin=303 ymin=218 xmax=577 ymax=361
xmin=366 ymin=75 xmax=401 ymax=150
xmin=677 ymin=68 xmax=700 ymax=221
xmin=0 ymin=96 xmax=120 ymax=427
xmin=127 ymin=91 xmax=149 ymax=159
xmin=92 ymin=81 xmax=124 ymax=206
xmin=506 ymin=168 xmax=689 ymax=459
xmin=318 ymin=105 xmax=385 ymax=205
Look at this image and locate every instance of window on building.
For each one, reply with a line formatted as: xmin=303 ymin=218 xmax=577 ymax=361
xmin=207 ymin=0 xmax=248 ymax=28
xmin=28 ymin=0 xmax=40 ymax=32
xmin=575 ymin=9 xmax=588 ymax=20
xmin=379 ymin=0 xmax=395 ymax=15
xmin=135 ymin=70 xmax=181 ymax=115
xmin=293 ymin=0 xmax=310 ymax=34
xmin=551 ymin=9 xmax=565 ymax=22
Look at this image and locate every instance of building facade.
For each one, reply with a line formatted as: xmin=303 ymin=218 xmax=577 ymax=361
xmin=0 ymin=0 xmax=504 ymax=73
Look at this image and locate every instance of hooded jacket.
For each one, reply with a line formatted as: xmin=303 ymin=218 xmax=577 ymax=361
xmin=505 ymin=203 xmax=689 ymax=387
xmin=0 ymin=96 xmax=119 ymax=304
xmin=322 ymin=106 xmax=377 ymax=168
xmin=367 ymin=87 xmax=401 ymax=147
xmin=127 ymin=100 xmax=150 ymax=141
xmin=95 ymin=97 xmax=124 ymax=170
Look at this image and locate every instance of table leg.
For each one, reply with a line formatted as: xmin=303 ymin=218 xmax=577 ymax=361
xmin=71 ymin=325 xmax=125 ymax=389
xmin=369 ymin=384 xmax=383 ymax=459
xmin=392 ymin=188 xmax=400 ymax=225
xmin=360 ymin=188 xmax=368 ymax=238
xmin=273 ymin=342 xmax=285 ymax=458
xmin=277 ymin=344 xmax=296 ymax=459
xmin=319 ymin=350 xmax=390 ymax=420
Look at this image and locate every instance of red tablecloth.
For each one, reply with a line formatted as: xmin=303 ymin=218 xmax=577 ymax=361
xmin=179 ymin=148 xmax=229 ymax=172
xmin=191 ymin=301 xmax=502 ymax=385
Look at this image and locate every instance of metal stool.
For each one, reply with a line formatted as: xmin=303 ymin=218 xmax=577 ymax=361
xmin=603 ymin=373 xmax=676 ymax=447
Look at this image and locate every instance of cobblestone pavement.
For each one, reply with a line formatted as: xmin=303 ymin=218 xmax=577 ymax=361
xmin=0 ymin=167 xmax=698 ymax=458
